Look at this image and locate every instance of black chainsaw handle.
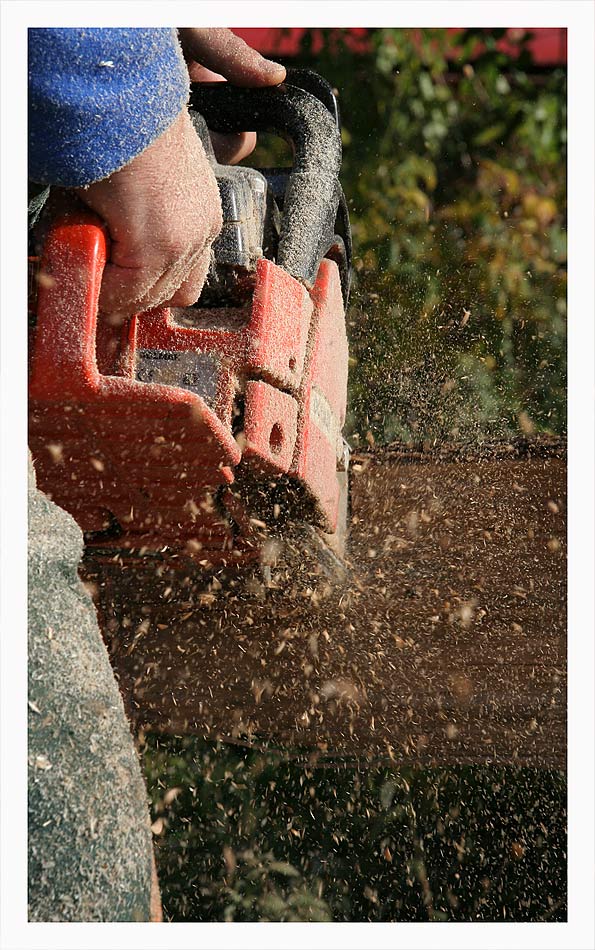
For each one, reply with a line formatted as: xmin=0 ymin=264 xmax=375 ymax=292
xmin=189 ymin=72 xmax=343 ymax=289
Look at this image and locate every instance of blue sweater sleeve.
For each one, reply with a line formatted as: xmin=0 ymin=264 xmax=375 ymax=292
xmin=28 ymin=28 xmax=190 ymax=186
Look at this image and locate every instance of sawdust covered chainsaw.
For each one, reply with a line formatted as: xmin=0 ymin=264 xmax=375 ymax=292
xmin=29 ymin=70 xmax=351 ymax=581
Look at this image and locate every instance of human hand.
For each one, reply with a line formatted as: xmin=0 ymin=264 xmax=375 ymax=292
xmin=74 ymin=109 xmax=222 ymax=313
xmin=178 ymin=28 xmax=286 ymax=164
xmin=72 ymin=29 xmax=285 ymax=314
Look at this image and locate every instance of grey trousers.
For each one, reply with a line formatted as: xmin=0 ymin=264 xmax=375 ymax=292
xmin=28 ymin=454 xmax=154 ymax=921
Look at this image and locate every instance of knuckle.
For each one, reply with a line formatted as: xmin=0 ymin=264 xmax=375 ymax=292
xmin=169 ymin=287 xmax=197 ymax=307
xmin=162 ymin=237 xmax=189 ymax=262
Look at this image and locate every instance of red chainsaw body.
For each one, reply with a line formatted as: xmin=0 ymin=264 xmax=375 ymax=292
xmin=29 ymin=213 xmax=348 ymax=566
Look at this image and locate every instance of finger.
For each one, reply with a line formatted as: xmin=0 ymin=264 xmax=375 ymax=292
xmin=187 ymin=62 xmax=226 ymax=83
xmin=98 ymin=260 xmax=154 ymax=314
xmin=209 ymin=130 xmax=257 ymax=165
xmin=166 ymin=250 xmax=212 ymax=307
xmin=99 ymin=229 xmax=217 ymax=314
xmin=178 ymin=28 xmax=286 ymax=87
xmin=99 ymin=250 xmax=193 ymax=314
xmin=186 ymin=62 xmax=258 ymax=163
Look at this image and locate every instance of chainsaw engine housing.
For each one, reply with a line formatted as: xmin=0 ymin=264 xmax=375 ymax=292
xmin=29 ymin=70 xmax=351 ymax=569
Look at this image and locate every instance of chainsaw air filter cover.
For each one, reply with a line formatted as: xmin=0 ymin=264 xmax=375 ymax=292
xmin=29 ymin=70 xmax=351 ymax=567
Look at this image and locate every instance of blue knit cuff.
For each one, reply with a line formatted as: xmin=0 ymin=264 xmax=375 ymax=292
xmin=29 ymin=28 xmax=190 ymax=186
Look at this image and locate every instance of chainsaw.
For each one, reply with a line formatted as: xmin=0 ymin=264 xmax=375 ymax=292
xmin=29 ymin=69 xmax=351 ymax=575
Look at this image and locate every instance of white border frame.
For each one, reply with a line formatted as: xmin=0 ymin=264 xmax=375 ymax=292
xmin=1 ymin=3 xmax=593 ymax=949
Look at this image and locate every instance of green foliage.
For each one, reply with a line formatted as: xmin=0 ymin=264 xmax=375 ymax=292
xmin=283 ymin=28 xmax=567 ymax=444
xmin=144 ymin=737 xmax=566 ymax=922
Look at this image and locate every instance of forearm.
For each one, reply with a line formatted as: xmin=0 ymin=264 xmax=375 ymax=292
xmin=28 ymin=28 xmax=189 ymax=186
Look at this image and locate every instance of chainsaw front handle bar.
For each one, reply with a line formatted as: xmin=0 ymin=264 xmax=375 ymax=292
xmin=190 ymin=71 xmax=343 ymax=289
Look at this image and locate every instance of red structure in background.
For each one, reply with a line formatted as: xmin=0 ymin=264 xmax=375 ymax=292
xmin=232 ymin=28 xmax=567 ymax=67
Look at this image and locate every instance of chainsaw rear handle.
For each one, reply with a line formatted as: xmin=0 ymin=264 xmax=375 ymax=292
xmin=190 ymin=70 xmax=343 ymax=289
xmin=29 ymin=209 xmax=109 ymax=398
